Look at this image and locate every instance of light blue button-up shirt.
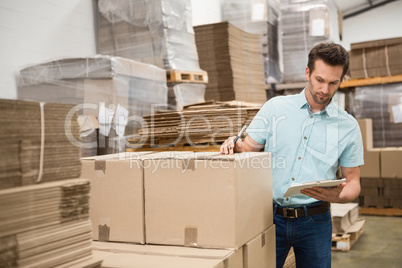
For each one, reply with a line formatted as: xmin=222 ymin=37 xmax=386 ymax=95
xmin=247 ymin=89 xmax=364 ymax=206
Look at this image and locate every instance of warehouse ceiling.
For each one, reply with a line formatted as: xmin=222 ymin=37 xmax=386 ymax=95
xmin=335 ymin=0 xmax=399 ymax=19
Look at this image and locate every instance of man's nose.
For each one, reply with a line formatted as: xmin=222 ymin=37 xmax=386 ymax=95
xmin=322 ymin=84 xmax=329 ymax=94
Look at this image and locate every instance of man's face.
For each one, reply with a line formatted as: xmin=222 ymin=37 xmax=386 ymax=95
xmin=305 ymin=59 xmax=343 ymax=106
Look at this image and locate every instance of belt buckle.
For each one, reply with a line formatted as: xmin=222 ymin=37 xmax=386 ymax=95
xmin=283 ymin=207 xmax=298 ymax=218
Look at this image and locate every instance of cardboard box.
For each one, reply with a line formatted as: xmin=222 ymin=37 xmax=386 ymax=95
xmin=243 ymin=224 xmax=276 ymax=268
xmin=356 ymin=118 xmax=381 ymax=178
xmin=362 ymin=196 xmax=390 ymax=207
xmin=81 ymin=152 xmax=153 ymax=243
xmin=361 ymin=149 xmax=381 ymax=178
xmin=380 ymin=148 xmax=402 ymax=178
xmin=383 ymin=178 xmax=402 ymax=198
xmin=92 ymin=241 xmax=243 ymax=268
xmin=360 ymin=177 xmax=384 ymax=188
xmin=356 ymin=118 xmax=374 ymax=150
xmin=144 ymin=152 xmax=273 ymax=249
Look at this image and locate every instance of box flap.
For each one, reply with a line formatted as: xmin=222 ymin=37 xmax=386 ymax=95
xmin=81 ymin=151 xmax=154 ymax=161
xmin=92 ymin=241 xmax=235 ymax=259
xmin=345 ymin=219 xmax=365 ymax=233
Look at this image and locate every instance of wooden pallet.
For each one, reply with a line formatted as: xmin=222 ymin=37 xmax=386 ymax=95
xmin=332 ymin=224 xmax=364 ymax=252
xmin=166 ymin=69 xmax=208 ymax=83
xmin=359 ymin=207 xmax=402 ymax=216
xmin=340 ymin=74 xmax=402 ymax=88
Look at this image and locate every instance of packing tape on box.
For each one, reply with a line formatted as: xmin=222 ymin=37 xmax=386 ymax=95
xmin=95 ymin=160 xmax=107 ymax=174
xmin=98 ymin=224 xmax=110 ymax=242
xmin=384 ymin=45 xmax=392 ymax=76
xmin=36 ymin=102 xmax=45 ymax=183
xmin=182 ymin=158 xmax=195 ymax=171
xmin=261 ymin=232 xmax=266 ymax=248
xmin=184 ymin=226 xmax=198 ymax=246
xmin=362 ymin=48 xmax=368 ymax=78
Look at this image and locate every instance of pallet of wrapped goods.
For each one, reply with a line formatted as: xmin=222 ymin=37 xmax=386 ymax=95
xmin=279 ymin=0 xmax=340 ymax=83
xmin=222 ymin=0 xmax=282 ymax=83
xmin=194 ymin=22 xmax=267 ymax=103
xmin=18 ymin=55 xmax=168 ymax=155
xmin=353 ymin=83 xmax=402 ymax=148
xmin=97 ymin=0 xmax=202 ymax=72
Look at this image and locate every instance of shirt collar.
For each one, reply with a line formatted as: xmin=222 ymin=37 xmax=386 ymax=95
xmin=298 ymin=88 xmax=338 ymax=117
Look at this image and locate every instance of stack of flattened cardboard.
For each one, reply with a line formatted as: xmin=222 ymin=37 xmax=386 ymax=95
xmin=0 ymin=179 xmax=101 ymax=267
xmin=134 ymin=107 xmax=259 ymax=147
xmin=0 ymin=99 xmax=101 ymax=267
xmin=81 ymin=151 xmax=276 ymax=267
xmin=0 ymin=99 xmax=81 ymax=189
xmin=279 ymin=0 xmax=340 ymax=82
xmin=194 ymin=22 xmax=266 ymax=103
xmin=349 ymin=37 xmax=402 ymax=79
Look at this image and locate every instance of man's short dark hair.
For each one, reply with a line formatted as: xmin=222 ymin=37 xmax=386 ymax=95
xmin=307 ymin=42 xmax=349 ymax=78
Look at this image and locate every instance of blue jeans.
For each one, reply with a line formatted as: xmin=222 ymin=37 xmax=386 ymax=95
xmin=274 ymin=202 xmax=332 ymax=268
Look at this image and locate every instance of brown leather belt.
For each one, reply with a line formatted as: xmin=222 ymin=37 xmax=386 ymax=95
xmin=274 ymin=202 xmax=330 ymax=218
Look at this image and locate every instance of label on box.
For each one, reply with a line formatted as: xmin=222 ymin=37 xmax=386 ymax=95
xmin=391 ymin=104 xmax=402 ymax=123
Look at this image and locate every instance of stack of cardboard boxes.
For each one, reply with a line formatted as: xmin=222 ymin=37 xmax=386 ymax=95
xmin=357 ymin=118 xmax=402 ymax=208
xmin=81 ymin=151 xmax=276 ymax=267
xmin=349 ymin=37 xmax=402 ymax=79
xmin=0 ymin=99 xmax=101 ymax=267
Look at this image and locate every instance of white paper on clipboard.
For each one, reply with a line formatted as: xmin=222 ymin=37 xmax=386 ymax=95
xmin=283 ymin=178 xmax=346 ymax=198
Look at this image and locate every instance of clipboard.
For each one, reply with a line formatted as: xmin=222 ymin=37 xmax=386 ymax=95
xmin=283 ymin=178 xmax=346 ymax=198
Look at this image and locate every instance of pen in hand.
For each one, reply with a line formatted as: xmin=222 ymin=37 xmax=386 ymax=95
xmin=232 ymin=125 xmax=247 ymax=149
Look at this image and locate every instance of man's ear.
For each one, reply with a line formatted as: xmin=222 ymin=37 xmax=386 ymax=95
xmin=305 ymin=66 xmax=310 ymax=81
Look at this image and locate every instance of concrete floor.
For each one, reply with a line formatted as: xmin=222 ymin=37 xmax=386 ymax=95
xmin=331 ymin=215 xmax=402 ymax=268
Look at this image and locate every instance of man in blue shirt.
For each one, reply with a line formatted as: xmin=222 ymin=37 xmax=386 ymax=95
xmin=221 ymin=42 xmax=364 ymax=267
